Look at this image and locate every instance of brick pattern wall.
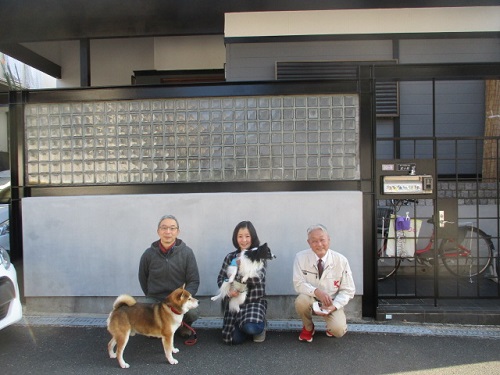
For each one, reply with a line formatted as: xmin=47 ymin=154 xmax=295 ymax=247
xmin=380 ymin=182 xmax=499 ymax=206
xmin=438 ymin=182 xmax=499 ymax=205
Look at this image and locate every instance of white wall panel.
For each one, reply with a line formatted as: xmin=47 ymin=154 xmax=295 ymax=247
xmin=22 ymin=191 xmax=363 ymax=298
xmin=154 ymin=35 xmax=225 ymax=70
xmin=91 ymin=38 xmax=155 ymax=86
xmin=225 ymin=7 xmax=500 ymax=38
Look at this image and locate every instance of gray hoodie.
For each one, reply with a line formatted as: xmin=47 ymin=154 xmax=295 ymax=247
xmin=138 ymin=239 xmax=200 ymax=300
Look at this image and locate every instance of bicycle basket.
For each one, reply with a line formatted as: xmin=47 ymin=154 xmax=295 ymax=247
xmin=386 ymin=215 xmax=423 ymax=257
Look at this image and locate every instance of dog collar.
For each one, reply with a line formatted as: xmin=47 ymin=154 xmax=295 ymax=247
xmin=170 ymin=306 xmax=182 ymax=315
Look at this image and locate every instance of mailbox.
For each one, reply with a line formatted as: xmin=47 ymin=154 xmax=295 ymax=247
xmin=376 ymin=159 xmax=436 ymax=199
xmin=382 ymin=175 xmax=433 ymax=195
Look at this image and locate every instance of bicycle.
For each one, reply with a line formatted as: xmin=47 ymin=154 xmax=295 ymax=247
xmin=377 ymin=199 xmax=495 ymax=281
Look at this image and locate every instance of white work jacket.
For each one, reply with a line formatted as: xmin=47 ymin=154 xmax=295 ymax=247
xmin=293 ymin=248 xmax=355 ymax=310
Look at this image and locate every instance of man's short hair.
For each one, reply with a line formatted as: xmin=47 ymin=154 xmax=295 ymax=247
xmin=158 ymin=214 xmax=179 ymax=229
xmin=307 ymin=224 xmax=329 ymax=236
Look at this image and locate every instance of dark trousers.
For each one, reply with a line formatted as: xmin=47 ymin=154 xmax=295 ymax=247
xmin=232 ymin=321 xmax=265 ymax=344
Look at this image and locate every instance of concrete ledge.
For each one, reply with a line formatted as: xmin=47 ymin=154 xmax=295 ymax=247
xmin=24 ymin=295 xmax=363 ymax=321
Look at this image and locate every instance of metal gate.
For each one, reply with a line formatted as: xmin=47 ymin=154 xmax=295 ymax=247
xmin=374 ymin=77 xmax=500 ymax=302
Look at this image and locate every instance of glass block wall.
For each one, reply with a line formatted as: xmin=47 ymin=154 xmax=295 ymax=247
xmin=24 ymin=94 xmax=359 ymax=185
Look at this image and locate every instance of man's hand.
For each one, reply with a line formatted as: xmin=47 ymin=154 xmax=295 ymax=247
xmin=313 ymin=288 xmax=336 ymax=315
xmin=313 ymin=304 xmax=336 ymax=316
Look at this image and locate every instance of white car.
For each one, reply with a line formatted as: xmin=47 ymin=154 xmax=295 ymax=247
xmin=0 ymin=246 xmax=22 ymax=330
xmin=0 ymin=170 xmax=10 ymax=252
xmin=0 ymin=204 xmax=9 ymax=251
xmin=0 ymin=170 xmax=9 ymax=202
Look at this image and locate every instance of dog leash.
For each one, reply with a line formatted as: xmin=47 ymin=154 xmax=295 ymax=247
xmin=169 ymin=306 xmax=198 ymax=346
xmin=181 ymin=321 xmax=198 ymax=346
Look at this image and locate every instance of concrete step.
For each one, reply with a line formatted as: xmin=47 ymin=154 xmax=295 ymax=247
xmin=377 ymin=298 xmax=500 ymax=325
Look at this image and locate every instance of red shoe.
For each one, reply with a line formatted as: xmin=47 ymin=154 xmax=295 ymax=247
xmin=299 ymin=325 xmax=315 ymax=342
xmin=326 ymin=330 xmax=334 ymax=337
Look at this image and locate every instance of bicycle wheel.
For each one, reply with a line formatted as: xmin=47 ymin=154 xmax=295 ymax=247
xmin=440 ymin=226 xmax=494 ymax=277
xmin=377 ymin=240 xmax=401 ymax=281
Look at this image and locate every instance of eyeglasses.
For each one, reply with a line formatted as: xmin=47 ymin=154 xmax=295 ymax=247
xmin=159 ymin=226 xmax=178 ymax=232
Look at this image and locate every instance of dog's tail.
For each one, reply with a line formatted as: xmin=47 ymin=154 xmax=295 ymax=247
xmin=112 ymin=294 xmax=136 ymax=310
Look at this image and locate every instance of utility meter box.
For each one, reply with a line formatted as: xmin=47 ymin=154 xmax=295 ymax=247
xmin=376 ymin=159 xmax=436 ymax=199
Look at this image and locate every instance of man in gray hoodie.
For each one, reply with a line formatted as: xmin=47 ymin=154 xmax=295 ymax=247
xmin=138 ymin=214 xmax=200 ymax=337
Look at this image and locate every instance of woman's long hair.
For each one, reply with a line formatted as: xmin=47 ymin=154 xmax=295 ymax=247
xmin=232 ymin=220 xmax=260 ymax=250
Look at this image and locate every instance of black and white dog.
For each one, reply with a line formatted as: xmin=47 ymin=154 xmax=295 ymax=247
xmin=211 ymin=243 xmax=276 ymax=312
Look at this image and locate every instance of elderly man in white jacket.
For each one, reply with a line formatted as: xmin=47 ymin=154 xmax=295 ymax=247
xmin=293 ymin=224 xmax=355 ymax=342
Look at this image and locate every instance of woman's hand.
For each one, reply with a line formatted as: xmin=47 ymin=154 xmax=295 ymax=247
xmin=228 ymin=288 xmax=240 ymax=298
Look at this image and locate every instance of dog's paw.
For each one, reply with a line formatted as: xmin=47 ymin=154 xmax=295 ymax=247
xmin=168 ymin=358 xmax=179 ymax=365
xmin=210 ymin=296 xmax=218 ymax=301
xmin=109 ymin=352 xmax=117 ymax=359
xmin=119 ymin=361 xmax=130 ymax=369
xmin=172 ymin=347 xmax=179 ymax=353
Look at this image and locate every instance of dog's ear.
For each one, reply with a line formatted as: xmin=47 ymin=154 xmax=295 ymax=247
xmin=180 ymin=284 xmax=187 ymax=299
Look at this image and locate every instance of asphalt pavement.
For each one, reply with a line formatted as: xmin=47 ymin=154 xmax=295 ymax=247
xmin=1 ymin=316 xmax=499 ymax=375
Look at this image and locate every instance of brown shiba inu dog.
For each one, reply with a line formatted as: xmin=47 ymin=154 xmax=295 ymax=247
xmin=107 ymin=287 xmax=199 ymax=368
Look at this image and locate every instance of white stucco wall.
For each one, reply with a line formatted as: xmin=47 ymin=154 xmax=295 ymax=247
xmin=24 ymin=36 xmax=226 ymax=88
xmin=224 ymin=7 xmax=500 ymax=38
xmin=23 ymin=40 xmax=81 ymax=89
xmin=22 ymin=191 xmax=363 ymax=298
xmin=58 ymin=41 xmax=81 ymax=88
xmin=154 ymin=35 xmax=225 ymax=71
xmin=89 ymin=38 xmax=154 ymax=87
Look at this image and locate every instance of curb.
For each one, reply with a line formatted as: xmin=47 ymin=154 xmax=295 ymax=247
xmin=16 ymin=315 xmax=500 ymax=339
